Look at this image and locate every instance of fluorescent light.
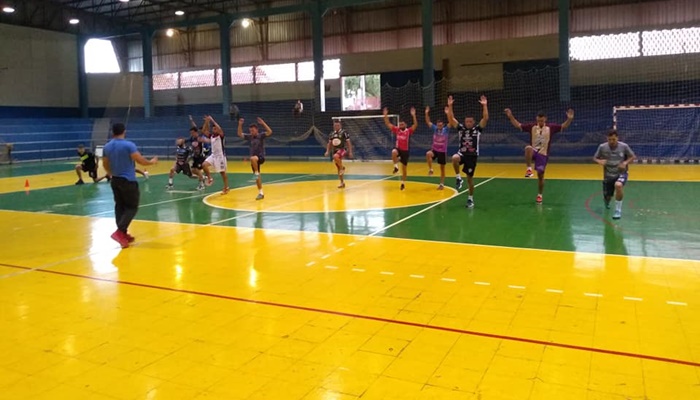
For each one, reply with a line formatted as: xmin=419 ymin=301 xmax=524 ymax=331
xmin=241 ymin=18 xmax=251 ymax=28
xmin=69 ymin=18 xmax=80 ymax=24
xmin=2 ymin=6 xmax=15 ymax=13
xmin=166 ymin=28 xmax=175 ymax=37
xmin=175 ymin=10 xmax=184 ymax=16
xmin=119 ymin=0 xmax=129 ymax=3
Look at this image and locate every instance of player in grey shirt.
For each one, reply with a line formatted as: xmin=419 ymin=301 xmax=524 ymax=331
xmin=593 ymin=130 xmax=636 ymax=219
xmin=238 ymin=117 xmax=273 ymax=200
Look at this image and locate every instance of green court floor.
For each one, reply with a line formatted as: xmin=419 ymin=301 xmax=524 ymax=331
xmin=1 ymin=163 xmax=698 ymax=261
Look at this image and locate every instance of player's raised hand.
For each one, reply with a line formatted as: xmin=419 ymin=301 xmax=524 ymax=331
xmin=447 ymin=95 xmax=454 ymax=106
xmin=566 ymin=108 xmax=575 ymax=120
xmin=410 ymin=107 xmax=416 ymax=116
xmin=238 ymin=117 xmax=245 ymax=125
xmin=479 ymin=95 xmax=488 ymax=105
xmin=383 ymin=107 xmax=389 ymax=117
xmin=324 ymin=150 xmax=329 ymax=157
xmin=444 ymin=106 xmax=450 ymax=115
xmin=257 ymin=117 xmax=265 ymax=124
xmin=504 ymin=108 xmax=513 ymax=117
xmin=425 ymin=106 xmax=430 ymax=114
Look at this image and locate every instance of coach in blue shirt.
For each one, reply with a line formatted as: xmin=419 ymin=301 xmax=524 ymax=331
xmin=103 ymin=122 xmax=158 ymax=248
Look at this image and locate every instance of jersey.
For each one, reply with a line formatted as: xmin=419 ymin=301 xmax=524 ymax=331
xmin=391 ymin=126 xmax=414 ymax=151
xmin=103 ymin=138 xmax=138 ymax=181
xmin=594 ymin=141 xmax=635 ymax=178
xmin=430 ymin=124 xmax=449 ymax=153
xmin=520 ymin=123 xmax=562 ymax=156
xmin=329 ymin=129 xmax=350 ymax=151
xmin=243 ymin=134 xmax=266 ymax=157
xmin=456 ymin=123 xmax=483 ymax=156
xmin=210 ymin=133 xmax=225 ymax=157
xmin=174 ymin=145 xmax=191 ymax=165
xmin=78 ymin=150 xmax=97 ymax=170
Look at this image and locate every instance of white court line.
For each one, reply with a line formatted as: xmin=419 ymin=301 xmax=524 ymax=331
xmin=351 ymin=268 xmax=365 ymax=272
xmin=306 ymin=261 xmax=316 ymax=267
xmin=324 ymin=266 xmax=339 ymax=270
xmin=441 ymin=278 xmax=456 ymax=282
xmin=367 ymin=174 xmax=503 ymax=236
xmin=347 ymin=242 xmax=356 ymax=247
xmin=380 ymin=271 xmax=394 ymax=275
xmin=667 ymin=301 xmax=688 ymax=306
xmin=335 ymin=248 xmax=344 ymax=253
xmin=409 ymin=274 xmax=424 ymax=279
xmin=624 ymin=296 xmax=643 ymax=302
xmin=546 ymin=289 xmax=564 ymax=294
xmin=508 ymin=285 xmax=526 ymax=290
xmin=474 ymin=281 xmax=491 ymax=286
xmin=320 ymin=254 xmax=330 ymax=260
xmin=584 ymin=293 xmax=603 ymax=298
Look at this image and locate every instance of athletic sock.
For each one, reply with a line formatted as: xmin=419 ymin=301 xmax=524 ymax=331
xmin=615 ymin=200 xmax=623 ymax=212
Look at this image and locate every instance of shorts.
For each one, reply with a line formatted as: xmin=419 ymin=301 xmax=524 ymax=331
xmin=332 ymin=148 xmax=347 ymax=159
xmin=205 ymin=154 xmax=227 ymax=173
xmin=191 ymin=157 xmax=205 ymax=170
xmin=394 ymin=148 xmax=410 ymax=165
xmin=174 ymin=161 xmax=193 ymax=177
xmin=429 ymin=150 xmax=446 ymax=165
xmin=81 ymin=164 xmax=98 ymax=179
xmin=533 ymin=151 xmax=548 ymax=174
xmin=603 ymin=173 xmax=628 ymax=198
xmin=251 ymin=155 xmax=265 ymax=172
xmin=457 ymin=153 xmax=478 ymax=177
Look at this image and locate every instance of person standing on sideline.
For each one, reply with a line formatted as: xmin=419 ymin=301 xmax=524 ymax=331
xmin=383 ymin=106 xmax=418 ymax=190
xmin=238 ymin=117 xmax=272 ymax=200
xmin=447 ymin=95 xmax=489 ymax=208
xmin=424 ymin=105 xmax=450 ymax=190
xmin=504 ymin=107 xmax=574 ymax=204
xmin=102 ymin=123 xmax=158 ymax=248
xmin=324 ymin=119 xmax=353 ymax=189
xmin=594 ymin=130 xmax=636 ymax=219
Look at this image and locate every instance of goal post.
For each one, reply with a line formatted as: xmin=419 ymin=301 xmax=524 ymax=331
xmin=330 ymin=114 xmax=400 ymax=161
xmin=612 ymin=104 xmax=700 ymax=163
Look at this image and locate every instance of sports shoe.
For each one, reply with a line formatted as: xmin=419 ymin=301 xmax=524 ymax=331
xmin=400 ymin=183 xmax=405 ymax=191
xmin=143 ymin=171 xmax=149 ymax=179
xmin=166 ymin=184 xmax=173 ymax=190
xmin=613 ymin=210 xmax=621 ymax=220
xmin=536 ymin=194 xmax=543 ymax=204
xmin=206 ymin=177 xmax=213 ymax=186
xmin=222 ymin=187 xmax=230 ymax=194
xmin=125 ymin=233 xmax=135 ymax=243
xmin=456 ymin=177 xmax=463 ymax=190
xmin=256 ymin=193 xmax=264 ymax=200
xmin=428 ymin=169 xmax=434 ymax=176
xmin=525 ymin=168 xmax=533 ymax=178
xmin=392 ymin=166 xmax=399 ymax=174
xmin=338 ymin=182 xmax=345 ymax=189
xmin=437 ymin=184 xmax=444 ymax=190
xmin=110 ymin=230 xmax=129 ymax=248
xmin=466 ymin=198 xmax=474 ymax=208
xmin=75 ymin=179 xmax=85 ymax=185
xmin=196 ymin=183 xmax=205 ymax=191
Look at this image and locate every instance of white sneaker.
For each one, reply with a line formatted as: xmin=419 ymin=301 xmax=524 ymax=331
xmin=143 ymin=171 xmax=150 ymax=179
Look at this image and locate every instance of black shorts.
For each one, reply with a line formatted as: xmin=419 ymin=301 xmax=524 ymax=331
xmin=174 ymin=162 xmax=193 ymax=177
xmin=81 ymin=164 xmax=98 ymax=179
xmin=191 ymin=156 xmax=205 ymax=170
xmin=429 ymin=150 xmax=446 ymax=165
xmin=394 ymin=148 xmax=410 ymax=165
xmin=458 ymin=154 xmax=478 ymax=177
xmin=251 ymin=155 xmax=265 ymax=172
xmin=603 ymin=173 xmax=628 ymax=198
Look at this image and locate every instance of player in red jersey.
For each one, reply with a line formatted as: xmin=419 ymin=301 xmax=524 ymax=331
xmin=383 ymin=106 xmax=418 ymax=190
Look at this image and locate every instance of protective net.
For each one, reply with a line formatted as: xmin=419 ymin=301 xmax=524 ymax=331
xmin=329 ymin=115 xmax=399 ymax=161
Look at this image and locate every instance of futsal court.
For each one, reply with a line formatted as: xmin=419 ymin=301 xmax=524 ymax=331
xmin=1 ymin=159 xmax=699 ymax=400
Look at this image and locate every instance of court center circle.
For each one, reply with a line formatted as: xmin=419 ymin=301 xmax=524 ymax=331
xmin=204 ymin=179 xmax=459 ymax=213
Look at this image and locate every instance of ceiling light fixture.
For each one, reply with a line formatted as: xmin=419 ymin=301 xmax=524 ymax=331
xmin=2 ymin=6 xmax=15 ymax=13
xmin=241 ymin=18 xmax=251 ymax=28
xmin=69 ymin=18 xmax=80 ymax=24
xmin=166 ymin=28 xmax=175 ymax=37
xmin=175 ymin=10 xmax=184 ymax=16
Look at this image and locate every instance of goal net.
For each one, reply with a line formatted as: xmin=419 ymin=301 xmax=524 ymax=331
xmin=613 ymin=104 xmax=700 ymax=162
xmin=329 ymin=115 xmax=399 ymax=161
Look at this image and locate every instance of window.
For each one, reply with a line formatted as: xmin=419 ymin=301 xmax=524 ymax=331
xmin=255 ymin=63 xmax=296 ymax=83
xmin=180 ymin=69 xmax=215 ymax=88
xmin=231 ymin=66 xmax=255 ymax=85
xmin=570 ymin=32 xmax=640 ymax=61
xmin=153 ymin=73 xmax=178 ymax=90
xmin=341 ymin=74 xmax=381 ymax=111
xmin=297 ymin=59 xmax=341 ymax=81
xmin=84 ymin=39 xmax=121 ymax=73
xmin=642 ymin=27 xmax=700 ymax=56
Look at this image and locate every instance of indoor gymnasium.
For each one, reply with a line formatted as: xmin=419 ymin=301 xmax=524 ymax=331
xmin=0 ymin=0 xmax=699 ymax=399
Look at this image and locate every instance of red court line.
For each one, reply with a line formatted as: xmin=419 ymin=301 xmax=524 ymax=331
xmin=2 ymin=261 xmax=699 ymax=368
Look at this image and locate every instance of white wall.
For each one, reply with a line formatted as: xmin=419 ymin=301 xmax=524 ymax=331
xmin=88 ymin=73 xmax=144 ymax=107
xmin=0 ymin=23 xmax=78 ymax=107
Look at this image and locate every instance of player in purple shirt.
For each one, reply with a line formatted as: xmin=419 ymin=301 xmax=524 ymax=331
xmin=238 ymin=117 xmax=272 ymax=200
xmin=424 ymin=106 xmax=450 ymax=190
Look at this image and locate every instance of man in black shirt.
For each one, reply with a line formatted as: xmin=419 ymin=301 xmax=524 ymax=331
xmin=75 ymin=144 xmax=108 ymax=185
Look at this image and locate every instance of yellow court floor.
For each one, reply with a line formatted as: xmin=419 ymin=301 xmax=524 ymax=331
xmin=1 ymin=161 xmax=700 ymax=399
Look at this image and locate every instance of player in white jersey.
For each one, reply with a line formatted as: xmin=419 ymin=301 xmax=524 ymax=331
xmin=201 ymin=115 xmax=230 ymax=194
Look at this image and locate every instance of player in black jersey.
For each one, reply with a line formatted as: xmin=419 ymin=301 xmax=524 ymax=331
xmin=447 ymin=95 xmax=489 ymax=208
xmin=75 ymin=144 xmax=109 ymax=185
xmin=190 ymin=141 xmax=206 ymax=190
xmin=166 ymin=138 xmax=199 ymax=190
xmin=324 ymin=120 xmax=354 ymax=188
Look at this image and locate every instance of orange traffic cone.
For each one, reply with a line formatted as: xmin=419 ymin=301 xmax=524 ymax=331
xmin=24 ymin=179 xmax=29 ymax=188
